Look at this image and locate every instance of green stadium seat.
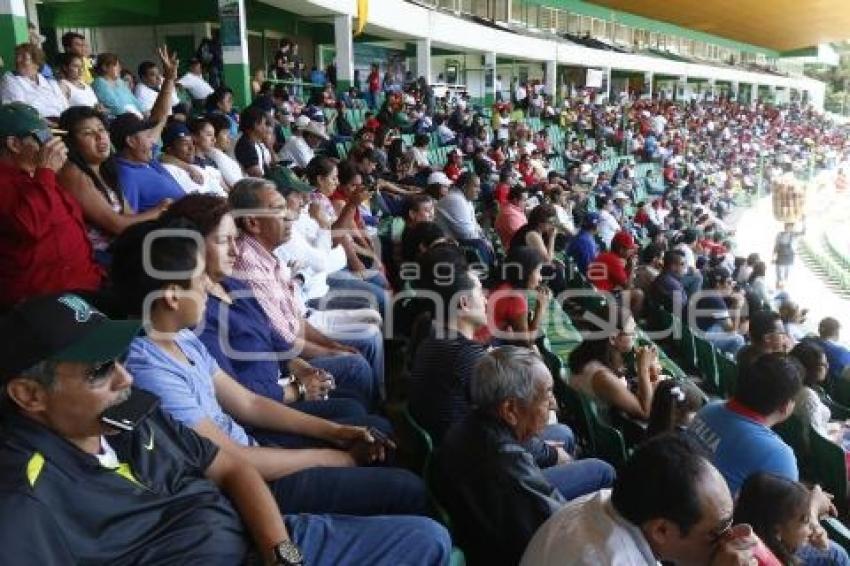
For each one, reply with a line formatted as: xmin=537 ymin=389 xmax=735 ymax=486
xmin=694 ymin=336 xmax=721 ymax=395
xmin=715 ymin=351 xmax=738 ymax=398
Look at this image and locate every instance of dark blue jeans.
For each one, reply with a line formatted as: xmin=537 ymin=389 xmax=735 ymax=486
xmin=529 ymin=424 xmax=617 ymax=500
xmin=269 ymin=466 xmax=430 ymax=516
xmin=250 ymin=398 xmax=393 ymax=449
xmin=309 ymin=352 xmax=376 ymax=411
xmin=325 ymin=269 xmax=390 ymax=316
xmin=286 ymin=514 xmax=452 ymax=566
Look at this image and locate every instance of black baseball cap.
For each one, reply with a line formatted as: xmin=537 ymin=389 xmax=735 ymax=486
xmin=110 ymin=113 xmax=158 ymax=151
xmin=0 ymin=294 xmax=141 ymax=383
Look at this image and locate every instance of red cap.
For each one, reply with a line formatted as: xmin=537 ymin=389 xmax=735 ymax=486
xmin=364 ymin=117 xmax=381 ymax=131
xmin=612 ymin=231 xmax=638 ymax=250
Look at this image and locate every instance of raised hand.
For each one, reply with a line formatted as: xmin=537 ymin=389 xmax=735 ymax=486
xmin=158 ymin=45 xmax=179 ymax=81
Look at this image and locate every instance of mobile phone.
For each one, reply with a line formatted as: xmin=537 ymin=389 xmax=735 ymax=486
xmin=101 ymin=388 xmax=160 ymax=431
xmin=368 ymin=427 xmax=395 ymax=448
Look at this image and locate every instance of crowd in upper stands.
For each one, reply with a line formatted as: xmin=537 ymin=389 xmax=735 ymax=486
xmin=4 ymin=29 xmax=850 ymax=566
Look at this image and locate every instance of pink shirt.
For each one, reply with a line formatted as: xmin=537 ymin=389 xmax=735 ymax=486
xmin=234 ymin=234 xmax=302 ymax=343
xmin=494 ymin=202 xmax=527 ymax=248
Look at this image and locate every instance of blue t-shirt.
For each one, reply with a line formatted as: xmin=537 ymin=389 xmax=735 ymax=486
xmin=125 ymin=329 xmax=255 ymax=447
xmin=566 ymin=230 xmax=599 ymax=274
xmin=198 ymin=277 xmax=293 ymax=402
xmin=92 ymin=77 xmax=143 ymax=117
xmin=688 ymin=401 xmax=797 ymax=495
xmin=115 ymin=157 xmax=186 ymax=213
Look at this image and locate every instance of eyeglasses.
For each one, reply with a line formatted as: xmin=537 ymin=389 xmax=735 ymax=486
xmin=84 ymin=354 xmax=126 ymax=384
xmin=708 ymin=515 xmax=734 ymax=544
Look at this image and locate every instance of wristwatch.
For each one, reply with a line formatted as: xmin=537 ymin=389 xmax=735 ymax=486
xmin=273 ymin=540 xmax=303 ymax=565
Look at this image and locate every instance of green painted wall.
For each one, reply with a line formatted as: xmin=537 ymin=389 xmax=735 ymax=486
xmin=523 ymin=0 xmax=779 ymax=56
xmin=0 ymin=14 xmax=28 ymax=72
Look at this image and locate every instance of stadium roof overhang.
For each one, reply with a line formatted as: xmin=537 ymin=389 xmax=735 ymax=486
xmin=585 ymin=0 xmax=850 ymax=52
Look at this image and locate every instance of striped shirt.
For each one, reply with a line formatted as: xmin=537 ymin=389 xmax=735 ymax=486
xmin=408 ymin=325 xmax=488 ymax=444
xmin=234 ymin=234 xmax=302 ymax=342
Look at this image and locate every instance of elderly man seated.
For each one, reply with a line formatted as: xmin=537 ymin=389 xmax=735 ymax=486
xmin=0 ymin=294 xmax=451 ymax=565
xmin=434 ymin=346 xmax=615 ymax=566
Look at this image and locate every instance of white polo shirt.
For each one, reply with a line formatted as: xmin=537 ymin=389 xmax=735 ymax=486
xmin=521 ymin=489 xmax=660 ymax=566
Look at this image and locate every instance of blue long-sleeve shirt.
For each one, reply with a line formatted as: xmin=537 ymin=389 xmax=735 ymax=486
xmin=198 ymin=277 xmax=294 ymax=402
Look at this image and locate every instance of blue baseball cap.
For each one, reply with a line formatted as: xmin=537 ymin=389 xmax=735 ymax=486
xmin=161 ymin=122 xmax=192 ymax=148
xmin=583 ymin=212 xmax=600 ymax=229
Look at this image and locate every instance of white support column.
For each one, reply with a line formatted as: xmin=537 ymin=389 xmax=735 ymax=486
xmin=706 ymin=78 xmax=716 ymax=101
xmin=677 ymin=75 xmax=687 ymax=101
xmin=484 ymin=51 xmax=497 ymax=105
xmin=334 ymin=13 xmax=354 ymax=91
xmin=730 ymin=81 xmax=739 ymax=102
xmin=544 ymin=59 xmax=557 ymax=99
xmin=605 ymin=67 xmax=612 ymax=103
xmin=416 ymin=37 xmax=431 ymax=83
xmin=644 ymin=71 xmax=653 ymax=99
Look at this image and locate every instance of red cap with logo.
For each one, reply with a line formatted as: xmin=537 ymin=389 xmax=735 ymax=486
xmin=612 ymin=231 xmax=638 ymax=250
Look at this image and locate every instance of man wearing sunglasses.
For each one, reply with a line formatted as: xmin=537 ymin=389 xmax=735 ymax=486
xmin=0 ymin=102 xmax=103 ymax=309
xmin=0 ymin=293 xmax=451 ymax=565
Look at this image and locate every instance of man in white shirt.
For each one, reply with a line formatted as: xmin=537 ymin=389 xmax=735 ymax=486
xmin=177 ymin=58 xmax=214 ymax=101
xmin=278 ymin=116 xmax=328 ymax=169
xmin=159 ymin=122 xmax=226 ymax=196
xmin=521 ymin=435 xmax=758 ymax=566
xmin=135 ymin=61 xmax=180 ymax=114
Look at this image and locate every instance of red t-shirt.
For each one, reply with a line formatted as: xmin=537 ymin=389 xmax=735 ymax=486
xmin=444 ymin=162 xmax=462 ymax=182
xmin=0 ymin=164 xmax=103 ymax=307
xmin=587 ymin=251 xmax=629 ymax=292
xmin=494 ymin=182 xmax=510 ymax=205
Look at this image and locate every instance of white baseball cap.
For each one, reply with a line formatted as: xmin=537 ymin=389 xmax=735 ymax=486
xmin=427 ymin=171 xmax=452 ymax=186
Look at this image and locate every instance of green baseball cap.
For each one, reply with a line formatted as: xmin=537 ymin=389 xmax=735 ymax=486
xmin=0 ymin=102 xmax=50 ymax=139
xmin=266 ymin=166 xmax=314 ymax=195
xmin=0 ymin=294 xmax=141 ymax=383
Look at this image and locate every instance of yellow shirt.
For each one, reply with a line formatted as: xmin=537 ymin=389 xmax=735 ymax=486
xmin=81 ymin=57 xmax=94 ymax=85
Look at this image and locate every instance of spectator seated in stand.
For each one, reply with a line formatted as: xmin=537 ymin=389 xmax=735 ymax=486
xmin=816 ymin=317 xmax=850 ymax=383
xmin=495 ymin=185 xmax=528 ymax=249
xmin=692 ymin=267 xmax=746 ymax=356
xmin=435 ymin=172 xmax=495 ymax=266
xmin=0 ymin=294 xmax=451 ymax=565
xmin=0 ymin=102 xmax=102 ymax=309
xmin=0 ymin=43 xmax=68 ymax=120
xmin=91 ymin=53 xmax=144 ymax=118
xmin=435 ymin=346 xmax=615 ymax=566
xmin=736 ymin=310 xmax=790 ymax=369
xmin=159 ymin=121 xmax=228 ymax=196
xmin=521 ymin=435 xmax=757 ymax=566
xmin=587 ymin=230 xmax=644 ymax=317
xmin=567 ymin=307 xmax=661 ymax=420
xmin=566 ymin=212 xmax=600 ymax=275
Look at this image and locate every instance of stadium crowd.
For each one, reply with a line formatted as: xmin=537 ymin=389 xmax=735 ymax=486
xmin=3 ymin=34 xmax=850 ymax=566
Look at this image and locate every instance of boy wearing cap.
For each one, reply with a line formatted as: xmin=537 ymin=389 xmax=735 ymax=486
xmin=587 ymin=230 xmax=645 ymax=317
xmin=0 ymin=293 xmax=451 ymax=565
xmin=0 ymin=102 xmax=103 ymax=308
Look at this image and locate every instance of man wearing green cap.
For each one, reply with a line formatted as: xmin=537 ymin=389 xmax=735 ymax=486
xmin=0 ymin=102 xmax=103 ymax=309
xmin=0 ymin=293 xmax=452 ymax=564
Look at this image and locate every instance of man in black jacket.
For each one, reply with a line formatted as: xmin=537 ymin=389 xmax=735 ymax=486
xmin=434 ymin=346 xmax=614 ymax=566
